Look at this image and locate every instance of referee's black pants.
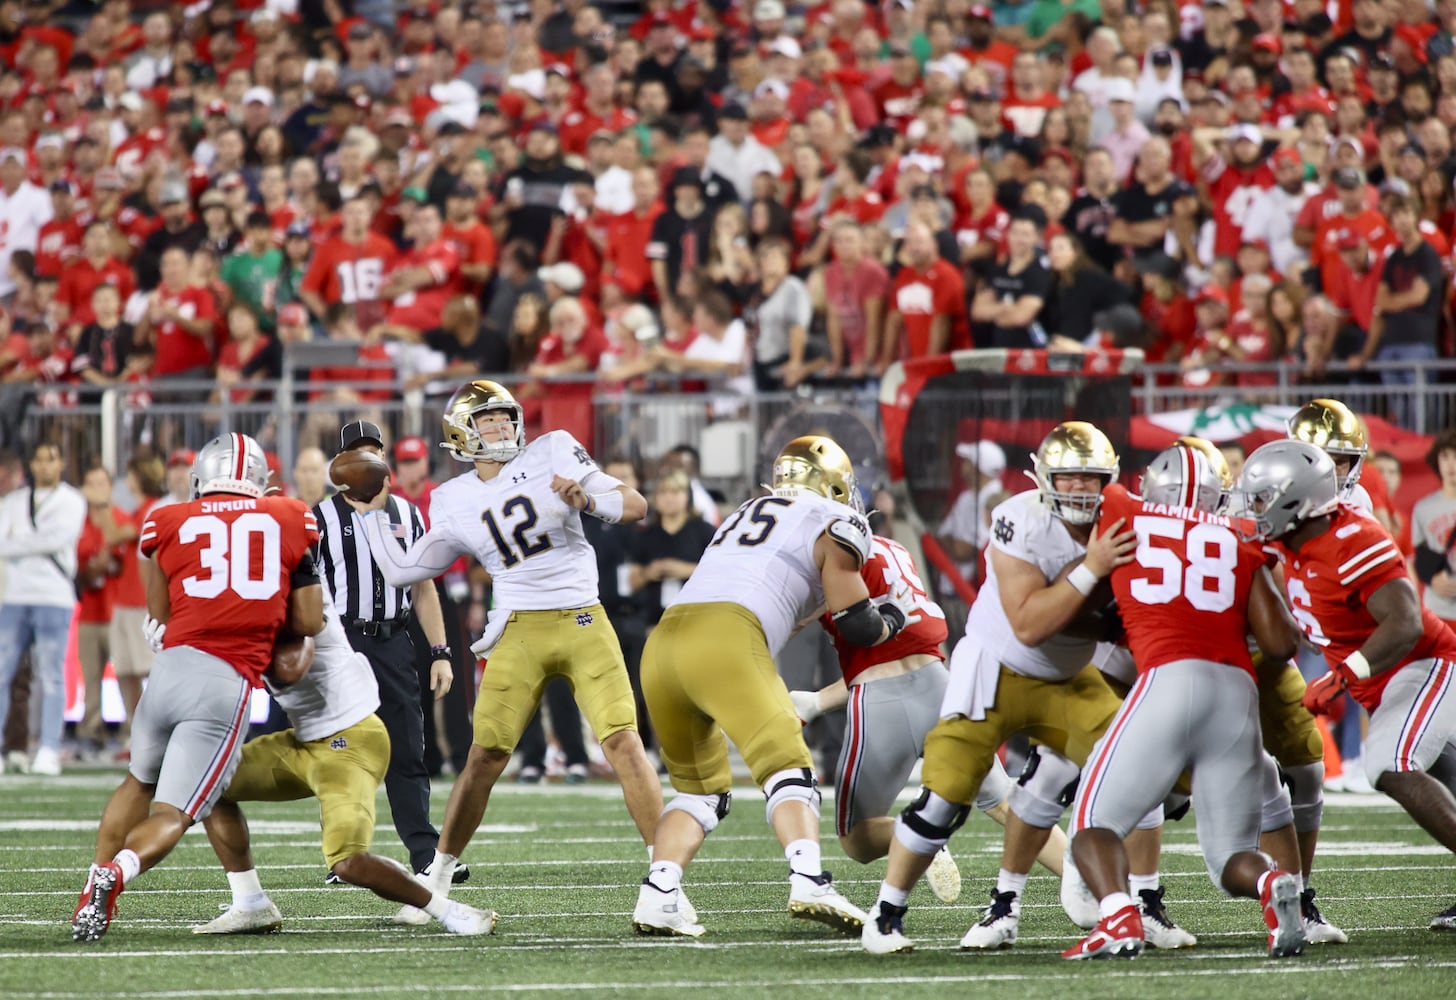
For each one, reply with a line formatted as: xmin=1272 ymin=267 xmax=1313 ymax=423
xmin=346 ymin=626 xmax=439 ymax=872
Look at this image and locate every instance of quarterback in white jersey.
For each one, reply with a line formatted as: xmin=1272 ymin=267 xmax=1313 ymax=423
xmin=195 ymin=579 xmax=495 ymax=936
xmin=344 ymin=380 xmax=664 ymax=924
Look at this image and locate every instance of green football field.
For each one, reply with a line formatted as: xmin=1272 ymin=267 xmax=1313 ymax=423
xmin=2 ymin=772 xmax=1454 ymax=999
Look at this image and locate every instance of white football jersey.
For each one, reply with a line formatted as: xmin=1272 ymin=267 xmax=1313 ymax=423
xmin=421 ymin=431 xmax=620 ymax=611
xmin=267 ymin=580 xmax=380 ymax=744
xmin=964 ymin=489 xmax=1099 ymax=681
xmin=673 ymin=492 xmax=872 ymax=655
xmin=1348 ymin=482 xmax=1373 ymax=516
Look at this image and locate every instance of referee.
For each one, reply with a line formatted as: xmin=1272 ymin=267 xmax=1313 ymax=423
xmin=314 ymin=421 xmax=467 ymax=884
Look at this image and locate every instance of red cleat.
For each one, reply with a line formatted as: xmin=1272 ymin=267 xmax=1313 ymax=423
xmin=1063 ymin=904 xmax=1144 ymax=960
xmin=72 ymin=862 xmax=124 ymax=943
xmin=1260 ymin=871 xmax=1306 ymax=958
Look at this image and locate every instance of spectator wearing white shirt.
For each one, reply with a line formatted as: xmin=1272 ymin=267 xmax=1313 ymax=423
xmin=937 ymin=440 xmax=1009 ymax=587
xmin=0 ymin=148 xmax=55 ymax=299
xmin=1240 ymin=147 xmax=1320 ymax=275
xmin=1099 ymin=78 xmax=1153 ymax=182
xmin=706 ymin=104 xmax=780 ymax=208
xmin=0 ymin=442 xmax=86 ymax=776
xmin=1072 ymin=27 xmax=1126 ymax=146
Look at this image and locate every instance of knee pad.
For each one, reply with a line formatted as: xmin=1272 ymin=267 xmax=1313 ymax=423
xmin=1260 ymin=759 xmax=1295 ymax=834
xmin=1163 ymin=792 xmax=1192 ymax=823
xmin=763 ymin=768 xmax=819 ymax=824
xmin=895 ymin=788 xmax=972 ymax=856
xmin=1283 ymin=762 xmax=1325 ymax=834
xmin=1134 ymin=803 xmax=1163 ymax=831
xmin=1010 ymin=746 xmax=1081 ymax=828
xmin=973 ymin=756 xmax=1014 ymax=813
xmin=663 ymin=791 xmax=733 ymax=835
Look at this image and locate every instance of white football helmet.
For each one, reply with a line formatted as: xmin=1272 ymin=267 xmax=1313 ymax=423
xmin=1141 ymin=444 xmax=1224 ymax=514
xmin=190 ymin=433 xmax=270 ymax=499
xmin=1235 ymin=440 xmax=1339 ymax=541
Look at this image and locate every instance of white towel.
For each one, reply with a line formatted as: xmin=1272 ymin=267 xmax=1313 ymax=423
xmin=941 ymin=636 xmax=1001 ymax=721
xmin=469 ymin=608 xmax=514 ymax=661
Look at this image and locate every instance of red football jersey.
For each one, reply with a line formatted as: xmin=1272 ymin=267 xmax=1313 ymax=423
xmin=823 ymin=536 xmax=948 ymax=684
xmin=1100 ymin=485 xmax=1272 ymax=677
xmin=139 ymin=492 xmax=320 ymax=687
xmin=300 ymin=233 xmax=398 ymax=308
xmin=1273 ymin=504 xmax=1456 ymax=712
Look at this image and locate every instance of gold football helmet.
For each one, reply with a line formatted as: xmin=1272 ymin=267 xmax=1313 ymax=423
xmin=1287 ymin=398 xmax=1366 ymax=498
xmin=441 ymin=379 xmax=525 ymax=463
xmin=1175 ymin=434 xmax=1233 ymax=511
xmin=1033 ymin=421 xmax=1119 ymax=525
xmin=772 ymin=435 xmax=862 ymax=511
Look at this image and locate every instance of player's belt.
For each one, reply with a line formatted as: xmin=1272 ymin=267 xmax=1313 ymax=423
xmin=344 ymin=617 xmax=410 ymax=638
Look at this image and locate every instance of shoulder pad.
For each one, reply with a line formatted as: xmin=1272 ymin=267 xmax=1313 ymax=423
xmin=826 ymin=513 xmax=873 ymax=567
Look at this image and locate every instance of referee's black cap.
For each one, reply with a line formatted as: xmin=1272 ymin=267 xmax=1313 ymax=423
xmin=340 ymin=420 xmax=385 ymax=451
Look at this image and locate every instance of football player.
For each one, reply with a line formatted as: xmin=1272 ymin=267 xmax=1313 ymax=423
xmin=790 ymin=534 xmax=1067 ymax=894
xmin=341 ymin=380 xmax=664 ymax=924
xmin=193 ymin=569 xmax=494 ymax=937
xmin=1241 ymin=439 xmax=1456 ymax=931
xmin=72 ymin=434 xmax=324 ymax=943
xmin=862 ymin=422 xmax=1186 ymax=955
xmin=1287 ymin=398 xmax=1395 ymax=529
xmin=632 ymin=436 xmax=904 ymax=938
xmin=1063 ymin=445 xmax=1306 ymax=960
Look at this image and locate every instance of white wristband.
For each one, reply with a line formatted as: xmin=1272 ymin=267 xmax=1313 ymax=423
xmin=1343 ymin=650 xmax=1372 ymax=680
xmin=1066 ymin=564 xmax=1098 ymax=597
xmin=587 ymin=490 xmax=625 ymax=524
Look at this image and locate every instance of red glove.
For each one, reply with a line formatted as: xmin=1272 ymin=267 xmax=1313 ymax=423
xmin=1302 ymin=669 xmax=1348 ymax=720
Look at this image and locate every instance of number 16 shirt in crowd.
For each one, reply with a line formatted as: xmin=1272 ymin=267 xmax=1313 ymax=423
xmin=1099 ymin=484 xmax=1273 ymax=676
xmin=139 ymin=492 xmax=320 ymax=686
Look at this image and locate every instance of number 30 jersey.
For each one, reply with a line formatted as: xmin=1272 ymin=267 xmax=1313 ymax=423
xmin=425 ymin=431 xmax=621 ymax=611
xmin=140 ymin=494 xmax=320 ymax=685
xmin=822 ymin=535 xmax=948 ymax=684
xmin=673 ymin=492 xmax=872 ymax=655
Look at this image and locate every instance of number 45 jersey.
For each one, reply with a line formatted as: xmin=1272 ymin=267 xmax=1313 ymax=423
xmin=673 ymin=492 xmax=873 ymax=656
xmin=140 ymin=494 xmax=320 ymax=686
xmin=425 ymin=431 xmax=621 ymax=611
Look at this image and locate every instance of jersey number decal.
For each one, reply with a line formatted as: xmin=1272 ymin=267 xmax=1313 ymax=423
xmin=1128 ymin=516 xmax=1237 ymax=612
xmin=335 ymin=259 xmax=383 ymax=302
xmin=876 ymin=541 xmax=946 ymax=622
xmin=1284 ymin=578 xmax=1331 ymax=647
xmin=179 ymin=513 xmax=282 ymax=601
xmin=481 ymin=495 xmax=552 ymax=568
xmin=710 ymin=496 xmax=792 ymax=548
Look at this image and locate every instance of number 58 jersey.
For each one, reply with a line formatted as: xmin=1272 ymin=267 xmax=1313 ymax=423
xmin=140 ymin=494 xmax=320 ymax=685
xmin=673 ymin=492 xmax=873 ymax=655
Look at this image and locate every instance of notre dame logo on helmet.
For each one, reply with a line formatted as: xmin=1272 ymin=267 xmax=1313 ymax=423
xmin=993 ymin=516 xmax=1014 ymax=544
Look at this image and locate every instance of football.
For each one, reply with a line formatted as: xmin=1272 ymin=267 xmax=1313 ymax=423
xmin=267 ymin=634 xmax=316 ymax=687
xmin=1053 ymin=556 xmax=1116 ymax=611
xmin=329 ymin=449 xmax=391 ymax=501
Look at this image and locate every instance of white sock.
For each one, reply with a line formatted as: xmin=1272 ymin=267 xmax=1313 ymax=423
xmin=1098 ymin=891 xmax=1134 ymax=919
xmin=1128 ymin=873 xmax=1159 ymax=896
xmin=646 ymin=844 xmax=654 ymax=862
xmin=647 ymin=861 xmax=683 ymax=893
xmin=227 ymin=869 xmax=267 ymax=908
xmin=877 ymin=883 xmax=910 ymax=909
xmin=995 ymin=868 xmax=1028 ymax=898
xmin=1256 ymin=870 xmax=1275 ymax=897
xmin=428 ymin=851 xmax=457 ymax=891
xmin=1292 ymin=873 xmax=1305 ymax=893
xmin=113 ymin=849 xmax=141 ymax=885
xmin=423 ymin=892 xmax=452 ymax=920
xmin=786 ymin=839 xmax=822 ymax=878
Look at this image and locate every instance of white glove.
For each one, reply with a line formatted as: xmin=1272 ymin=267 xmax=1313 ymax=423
xmin=789 ymin=689 xmax=823 ymax=725
xmin=873 ymin=586 xmax=921 ymax=628
xmin=142 ymin=616 xmax=166 ymax=654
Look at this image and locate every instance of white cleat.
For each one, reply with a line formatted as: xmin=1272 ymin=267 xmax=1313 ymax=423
xmin=438 ymin=901 xmax=497 ymax=936
xmin=632 ymin=881 xmax=706 ymax=938
xmin=1301 ymin=887 xmax=1348 ymax=945
xmin=788 ymin=871 xmax=866 ymax=934
xmin=861 ymin=902 xmax=915 ymax=954
xmin=393 ymin=903 xmax=433 ymax=927
xmin=29 ymin=747 xmax=61 ymax=776
xmin=960 ymin=889 xmax=1020 ymax=949
xmin=1060 ymin=850 xmax=1098 ymax=930
xmin=926 ymin=846 xmax=962 ymax=903
xmin=678 ymin=886 xmax=698 ymax=925
xmin=192 ymin=901 xmax=283 ymax=935
xmin=1138 ymin=887 xmax=1197 ymax=949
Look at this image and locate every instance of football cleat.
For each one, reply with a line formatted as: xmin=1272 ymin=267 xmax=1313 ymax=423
xmin=1301 ymin=887 xmax=1348 ymax=944
xmin=632 ymin=880 xmax=706 ymax=938
xmin=926 ymin=846 xmax=962 ymax=904
xmin=438 ymin=902 xmax=497 ymax=936
xmin=861 ymin=901 xmax=914 ymax=955
xmin=71 ymin=862 xmax=124 ymax=943
xmin=788 ymin=871 xmax=866 ymax=933
xmin=959 ymin=888 xmax=1020 ymax=950
xmin=1060 ymin=850 xmax=1099 ymax=930
xmin=418 ymin=861 xmax=471 ymax=886
xmin=1139 ymin=886 xmax=1197 ymax=949
xmin=394 ymin=902 xmax=433 ymax=927
xmin=1261 ymin=872 xmax=1307 ymax=958
xmin=191 ymin=901 xmax=283 ymax=935
xmin=1430 ymin=903 xmax=1456 ymax=930
xmin=1062 ymin=904 xmax=1144 ymax=960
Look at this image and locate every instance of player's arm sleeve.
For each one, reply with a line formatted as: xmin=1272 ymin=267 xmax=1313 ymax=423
xmin=291 ymin=549 xmax=320 ymax=589
xmin=358 ymin=511 xmax=463 ymax=587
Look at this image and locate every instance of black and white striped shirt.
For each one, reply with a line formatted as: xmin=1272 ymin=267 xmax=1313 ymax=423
xmin=313 ymin=493 xmax=426 ymax=624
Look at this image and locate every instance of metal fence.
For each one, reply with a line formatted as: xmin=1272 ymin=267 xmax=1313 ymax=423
xmin=15 ymin=359 xmax=1456 ymax=499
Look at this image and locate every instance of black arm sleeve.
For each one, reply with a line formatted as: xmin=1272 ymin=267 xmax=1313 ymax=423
xmin=831 ymin=598 xmax=905 ymax=647
xmin=290 ymin=549 xmax=320 ymax=589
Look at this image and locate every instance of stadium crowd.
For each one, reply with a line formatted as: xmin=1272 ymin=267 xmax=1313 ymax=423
xmin=0 ymin=0 xmax=1453 ymax=435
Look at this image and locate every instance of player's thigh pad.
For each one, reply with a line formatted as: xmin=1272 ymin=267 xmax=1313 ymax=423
xmin=557 ymin=604 xmax=638 ymax=743
xmin=146 ymin=649 xmax=253 ymax=820
xmin=1364 ymin=657 xmax=1456 ymax=787
xmin=640 ymin=605 xmax=736 ymax=794
xmin=1258 ymin=752 xmax=1295 ymax=834
xmin=974 ymin=754 xmax=1014 ymax=813
xmin=1183 ymin=666 xmax=1264 ymax=890
xmin=836 ymin=664 xmax=946 ymax=837
xmin=473 ymin=612 xmax=556 ymax=753
xmin=311 ymin=714 xmax=392 ymax=867
xmin=1259 ymin=661 xmax=1324 ymax=767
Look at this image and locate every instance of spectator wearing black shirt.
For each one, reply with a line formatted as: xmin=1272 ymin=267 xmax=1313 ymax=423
xmin=1319 ymin=0 xmax=1393 ymax=75
xmin=211 ymin=302 xmax=283 ymax=405
xmin=1367 ymin=198 xmax=1443 ymax=424
xmin=972 ymin=210 xmax=1052 ymax=349
xmin=404 ymin=296 xmax=510 ymax=390
xmin=1107 ymin=137 xmax=1197 ymax=262
xmin=628 ymin=470 xmax=716 ymax=627
xmin=1066 ymin=147 xmax=1121 ymax=272
xmin=419 ymin=121 xmax=472 ymax=210
xmin=493 ymin=123 xmax=587 ymax=248
xmin=634 ymin=16 xmax=685 ymax=99
xmin=70 ymin=284 xmax=137 ymax=388
xmin=136 ymin=182 xmax=204 ymax=291
xmin=648 ymin=167 xmax=716 ymax=302
xmin=1041 ymin=232 xmax=1133 ymax=344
